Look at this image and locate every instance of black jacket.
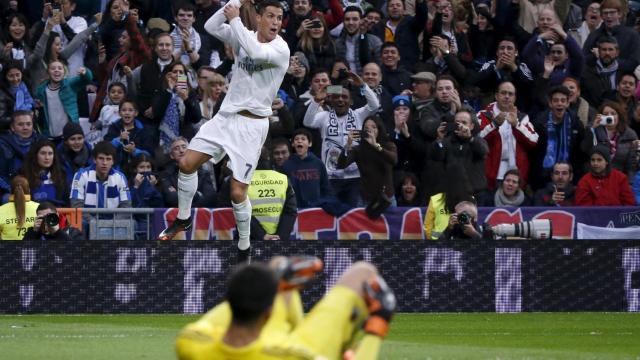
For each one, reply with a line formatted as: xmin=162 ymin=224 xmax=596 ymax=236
xmin=582 ymin=24 xmax=640 ymax=64
xmin=371 ymin=0 xmax=427 ymax=69
xmin=159 ymin=160 xmax=217 ymax=208
xmin=23 ymin=226 xmax=85 ymax=241
xmin=137 ymin=58 xmax=168 ymax=121
xmin=381 ymin=65 xmax=413 ymax=97
xmin=430 ymin=134 xmax=489 ymax=193
xmin=531 ymin=110 xmax=586 ymax=190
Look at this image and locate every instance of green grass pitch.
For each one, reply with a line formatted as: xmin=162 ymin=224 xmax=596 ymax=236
xmin=1 ymin=313 xmax=639 ymax=359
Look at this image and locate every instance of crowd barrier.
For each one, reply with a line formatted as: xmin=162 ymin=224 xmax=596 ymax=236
xmin=1 ymin=241 xmax=639 ymax=314
xmin=60 ymin=206 xmax=640 ymax=240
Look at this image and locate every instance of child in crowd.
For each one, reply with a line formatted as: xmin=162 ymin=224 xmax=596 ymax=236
xmin=127 ymin=154 xmax=163 ymax=239
xmin=104 ymin=99 xmax=153 ymax=170
xmin=95 ymin=82 xmax=127 ymax=139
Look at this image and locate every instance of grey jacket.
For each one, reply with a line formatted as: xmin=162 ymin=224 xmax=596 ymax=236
xmin=335 ymin=30 xmax=383 ymax=74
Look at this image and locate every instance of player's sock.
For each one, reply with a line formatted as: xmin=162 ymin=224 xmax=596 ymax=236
xmin=232 ymin=197 xmax=252 ymax=250
xmin=177 ymin=171 xmax=197 ymax=220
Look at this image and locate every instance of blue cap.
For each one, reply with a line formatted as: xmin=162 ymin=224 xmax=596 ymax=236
xmin=392 ymin=95 xmax=411 ymax=109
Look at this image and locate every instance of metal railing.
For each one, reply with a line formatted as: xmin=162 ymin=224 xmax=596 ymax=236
xmin=60 ymin=208 xmax=156 ymax=240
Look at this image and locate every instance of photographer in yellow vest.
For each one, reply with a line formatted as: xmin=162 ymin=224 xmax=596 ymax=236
xmin=423 ymin=163 xmax=475 ymax=239
xmin=248 ymin=147 xmax=298 ymax=240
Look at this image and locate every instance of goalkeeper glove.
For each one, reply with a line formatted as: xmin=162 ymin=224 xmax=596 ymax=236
xmin=275 ymin=255 xmax=323 ymax=291
xmin=363 ymin=275 xmax=396 ymax=338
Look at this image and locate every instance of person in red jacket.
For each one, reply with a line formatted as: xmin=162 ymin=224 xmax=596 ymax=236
xmin=575 ymin=145 xmax=636 ymax=206
xmin=477 ymin=81 xmax=539 ymax=191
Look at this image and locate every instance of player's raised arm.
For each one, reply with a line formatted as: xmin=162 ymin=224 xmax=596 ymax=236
xmin=204 ymin=0 xmax=242 ymax=41
xmin=225 ymin=0 xmax=289 ymax=63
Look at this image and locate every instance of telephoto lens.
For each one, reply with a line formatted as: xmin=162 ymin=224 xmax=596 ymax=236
xmin=44 ymin=213 xmax=60 ymax=227
xmin=457 ymin=212 xmax=471 ymax=225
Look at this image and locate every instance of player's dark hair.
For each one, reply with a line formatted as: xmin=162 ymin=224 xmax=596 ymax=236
xmin=257 ymin=0 xmax=284 ymax=14
xmin=92 ymin=141 xmax=117 ymax=159
xmin=226 ymin=263 xmax=279 ymax=326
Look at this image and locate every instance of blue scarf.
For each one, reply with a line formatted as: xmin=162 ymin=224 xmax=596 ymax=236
xmin=160 ymin=92 xmax=180 ymax=153
xmin=543 ymin=111 xmax=571 ymax=170
xmin=32 ymin=171 xmax=65 ymax=206
xmin=11 ymin=82 xmax=35 ymax=111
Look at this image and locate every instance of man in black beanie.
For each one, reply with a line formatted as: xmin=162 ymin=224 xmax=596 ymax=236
xmin=59 ymin=122 xmax=93 ymax=186
xmin=62 ymin=122 xmax=85 ymax=142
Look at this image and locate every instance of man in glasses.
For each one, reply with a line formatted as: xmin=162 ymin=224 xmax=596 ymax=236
xmin=583 ymin=0 xmax=640 ymax=64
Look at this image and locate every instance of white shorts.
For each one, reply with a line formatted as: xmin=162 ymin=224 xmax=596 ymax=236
xmin=189 ymin=112 xmax=269 ymax=184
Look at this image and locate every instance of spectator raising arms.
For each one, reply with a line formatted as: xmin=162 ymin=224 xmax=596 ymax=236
xmin=295 ymin=15 xmax=336 ymax=72
xmin=154 ymin=62 xmax=202 ymax=152
xmin=0 ymin=13 xmax=32 ymax=69
xmin=91 ymin=1 xmax=150 ymax=122
xmin=338 ymin=115 xmax=398 ymax=211
xmin=34 ymin=62 xmax=93 ymax=139
xmin=581 ymin=101 xmax=638 ymax=181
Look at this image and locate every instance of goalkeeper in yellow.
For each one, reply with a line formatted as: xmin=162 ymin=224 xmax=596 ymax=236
xmin=175 ymin=256 xmax=396 ymax=359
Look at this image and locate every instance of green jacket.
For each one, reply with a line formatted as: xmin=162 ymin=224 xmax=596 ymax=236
xmin=35 ymin=69 xmax=93 ymax=137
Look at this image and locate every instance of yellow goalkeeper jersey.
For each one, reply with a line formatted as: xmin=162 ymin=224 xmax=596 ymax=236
xmin=176 ymin=286 xmax=382 ymax=360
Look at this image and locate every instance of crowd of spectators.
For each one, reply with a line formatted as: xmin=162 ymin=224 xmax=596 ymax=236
xmin=0 ymin=0 xmax=640 ymax=239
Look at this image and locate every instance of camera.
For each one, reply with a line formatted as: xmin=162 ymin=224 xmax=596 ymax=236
xmin=601 ymin=115 xmax=615 ymax=125
xmin=445 ymin=122 xmax=459 ymax=134
xmin=338 ymin=68 xmax=349 ymax=80
xmin=457 ymin=212 xmax=471 ymax=225
xmin=361 ymin=129 xmax=370 ymax=140
xmin=122 ymin=138 xmax=129 ymax=146
xmin=44 ymin=212 xmax=59 ymax=227
xmin=488 ymin=219 xmax=552 ymax=239
xmin=309 ymin=20 xmax=323 ymax=29
xmin=141 ymin=171 xmax=155 ymax=179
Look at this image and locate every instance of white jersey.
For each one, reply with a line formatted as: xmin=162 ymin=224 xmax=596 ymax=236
xmin=204 ymin=0 xmax=290 ymax=117
xmin=303 ymin=85 xmax=380 ymax=179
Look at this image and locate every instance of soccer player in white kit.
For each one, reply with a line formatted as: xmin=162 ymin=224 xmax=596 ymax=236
xmin=158 ymin=0 xmax=290 ymax=262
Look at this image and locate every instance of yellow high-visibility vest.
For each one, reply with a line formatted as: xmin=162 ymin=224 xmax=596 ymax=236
xmin=423 ymin=193 xmax=450 ymax=240
xmin=248 ymin=170 xmax=288 ymax=235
